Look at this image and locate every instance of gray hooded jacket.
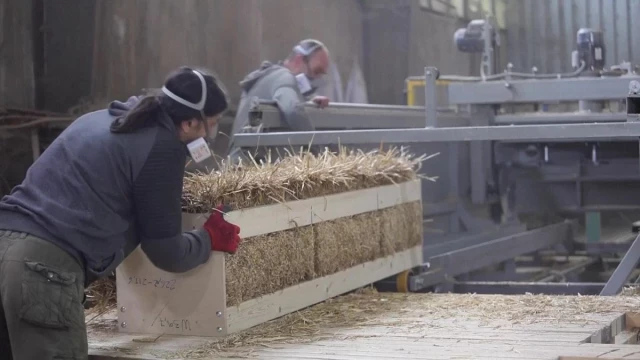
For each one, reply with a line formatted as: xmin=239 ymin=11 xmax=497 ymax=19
xmin=227 ymin=61 xmax=314 ymax=159
xmin=0 ymin=97 xmax=212 ymax=286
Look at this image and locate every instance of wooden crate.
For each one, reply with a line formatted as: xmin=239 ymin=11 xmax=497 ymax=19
xmin=115 ymin=179 xmax=423 ymax=337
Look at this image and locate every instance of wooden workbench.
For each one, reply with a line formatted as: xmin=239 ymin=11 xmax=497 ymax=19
xmin=87 ymin=290 xmax=640 ymax=360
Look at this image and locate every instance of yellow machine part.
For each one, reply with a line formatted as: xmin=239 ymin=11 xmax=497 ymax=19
xmin=395 ymin=270 xmax=413 ymax=293
xmin=405 ymin=77 xmax=451 ymax=106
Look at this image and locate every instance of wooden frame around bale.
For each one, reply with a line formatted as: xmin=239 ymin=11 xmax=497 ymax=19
xmin=115 ymin=179 xmax=423 ymax=337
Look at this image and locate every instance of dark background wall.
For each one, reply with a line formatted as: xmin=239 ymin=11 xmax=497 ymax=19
xmin=10 ymin=0 xmax=500 ymax=113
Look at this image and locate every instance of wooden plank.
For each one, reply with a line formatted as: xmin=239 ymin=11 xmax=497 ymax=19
xmin=246 ymin=342 xmax=640 ymax=359
xmin=116 ymin=250 xmax=227 ymax=337
xmin=182 ymin=179 xmax=422 ymax=238
xmin=88 ymin=336 xmax=640 ymax=360
xmin=91 ymin=291 xmax=640 ymax=360
xmin=626 ymin=312 xmax=640 ymax=329
xmin=226 ymin=245 xmax=423 ymax=333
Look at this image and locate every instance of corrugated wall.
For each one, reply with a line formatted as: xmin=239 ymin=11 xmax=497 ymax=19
xmin=88 ymin=0 xmax=363 ymax=109
xmin=0 ymin=0 xmax=35 ymax=108
xmin=41 ymin=0 xmax=96 ymax=112
xmin=43 ymin=0 xmax=493 ymax=110
xmin=504 ymin=0 xmax=640 ymax=73
xmin=362 ymin=1 xmax=480 ymax=105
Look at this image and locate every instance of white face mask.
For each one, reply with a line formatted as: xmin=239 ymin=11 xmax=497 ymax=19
xmin=296 ymin=73 xmax=327 ymax=97
xmin=162 ymin=70 xmax=213 ymax=163
xmin=186 ymin=137 xmax=213 ymax=163
xmin=295 ymin=73 xmax=314 ymax=96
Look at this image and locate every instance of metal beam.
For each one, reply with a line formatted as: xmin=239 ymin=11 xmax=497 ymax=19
xmin=535 ymin=257 xmax=599 ymax=282
xmin=452 ymin=281 xmax=621 ymax=296
xmin=234 ymin=122 xmax=640 ymax=148
xmin=447 ymin=76 xmax=640 ymax=104
xmin=410 ymin=221 xmax=572 ymax=291
xmin=494 ymin=113 xmax=627 ymax=125
xmin=600 ymin=234 xmax=640 ymax=296
xmin=423 ymin=223 xmax=527 ymax=258
xmin=582 ymin=242 xmax=632 ymax=255
xmin=252 ymin=102 xmax=469 ymax=130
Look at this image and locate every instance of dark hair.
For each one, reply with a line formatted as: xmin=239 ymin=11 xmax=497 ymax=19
xmin=110 ymin=66 xmax=229 ymax=133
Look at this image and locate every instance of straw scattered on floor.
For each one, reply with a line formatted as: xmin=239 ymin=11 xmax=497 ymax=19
xmin=147 ymin=289 xmax=640 ymax=359
xmin=85 ymin=276 xmax=117 ymax=316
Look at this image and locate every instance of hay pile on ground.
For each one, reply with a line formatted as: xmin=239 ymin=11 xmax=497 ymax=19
xmin=141 ymin=289 xmax=640 ymax=358
xmin=85 ymin=276 xmax=117 ymax=315
xmin=90 ymin=147 xmax=432 ymax=311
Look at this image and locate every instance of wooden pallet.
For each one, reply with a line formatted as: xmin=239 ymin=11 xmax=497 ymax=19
xmin=115 ymin=179 xmax=423 ymax=337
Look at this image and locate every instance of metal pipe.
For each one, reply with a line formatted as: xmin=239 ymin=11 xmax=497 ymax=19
xmin=252 ymin=101 xmax=470 ymax=130
xmin=544 ymin=145 xmax=549 ymax=162
xmin=233 ymin=122 xmax=640 ymax=147
xmin=424 ymin=67 xmax=438 ymax=127
xmin=440 ymin=60 xmax=587 ymax=82
xmin=494 ymin=113 xmax=627 ymax=125
xmin=536 ymin=257 xmax=599 ymax=282
xmin=255 ymin=100 xmax=424 ymax=112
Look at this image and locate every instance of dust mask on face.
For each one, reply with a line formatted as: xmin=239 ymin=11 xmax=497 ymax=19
xmin=161 ymin=70 xmax=213 ymax=163
xmin=296 ymin=72 xmax=327 ymax=97
xmin=295 ymin=73 xmax=315 ymax=97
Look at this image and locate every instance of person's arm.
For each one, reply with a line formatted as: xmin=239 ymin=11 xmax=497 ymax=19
xmin=133 ymin=130 xmax=211 ymax=273
xmin=273 ymin=85 xmax=315 ymax=132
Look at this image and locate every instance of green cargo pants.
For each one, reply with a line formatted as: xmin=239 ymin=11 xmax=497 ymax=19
xmin=0 ymin=230 xmax=88 ymax=359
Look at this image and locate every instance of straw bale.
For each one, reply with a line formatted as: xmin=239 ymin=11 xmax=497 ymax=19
xmin=405 ymin=201 xmax=423 ymax=248
xmin=182 ymin=147 xmax=433 ymax=213
xmin=380 ymin=201 xmax=424 ymax=255
xmin=315 ymin=211 xmax=381 ymax=276
xmin=225 ymin=225 xmax=315 ymax=306
xmin=91 ymin=148 xmax=434 ymax=312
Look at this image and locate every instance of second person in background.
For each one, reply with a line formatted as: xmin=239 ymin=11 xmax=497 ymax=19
xmin=226 ymin=39 xmax=331 ymax=163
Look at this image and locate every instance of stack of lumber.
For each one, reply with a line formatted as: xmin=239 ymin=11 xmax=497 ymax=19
xmin=94 ymin=147 xmax=431 ymax=337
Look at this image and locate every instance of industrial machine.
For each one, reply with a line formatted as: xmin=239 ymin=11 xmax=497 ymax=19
xmin=231 ymin=17 xmax=640 ymax=297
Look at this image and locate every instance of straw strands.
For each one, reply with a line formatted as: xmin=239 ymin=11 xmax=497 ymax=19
xmin=182 ymin=146 xmax=433 ymax=213
xmin=184 ymin=146 xmax=431 ymax=305
xmin=119 ymin=289 xmax=640 ymax=359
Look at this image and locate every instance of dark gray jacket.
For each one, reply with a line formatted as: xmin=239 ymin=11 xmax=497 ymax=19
xmin=0 ymin=98 xmax=211 ymax=285
xmin=227 ymin=62 xmax=314 ymax=160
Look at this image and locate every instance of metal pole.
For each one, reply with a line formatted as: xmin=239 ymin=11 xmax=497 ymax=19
xmin=448 ymin=142 xmax=460 ymax=233
xmin=424 ymin=67 xmax=439 ymax=128
xmin=600 ymin=234 xmax=640 ymax=296
xmin=233 ymin=122 xmax=640 ymax=148
xmin=31 ymin=128 xmax=40 ymax=162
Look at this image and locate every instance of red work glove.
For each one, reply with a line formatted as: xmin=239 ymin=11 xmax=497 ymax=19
xmin=203 ymin=205 xmax=241 ymax=254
